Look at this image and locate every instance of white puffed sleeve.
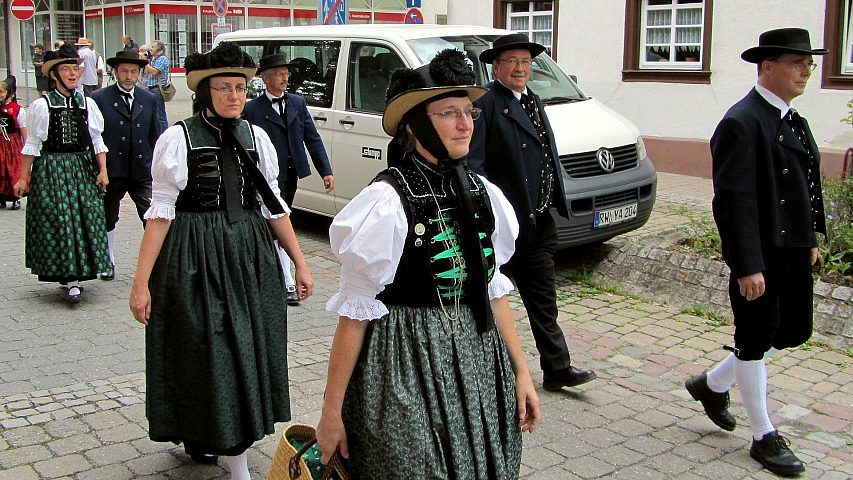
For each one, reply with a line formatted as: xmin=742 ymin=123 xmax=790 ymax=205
xmin=21 ymin=98 xmax=48 ymax=156
xmin=143 ymin=125 xmax=188 ymax=220
xmin=325 ymin=181 xmax=409 ymax=321
xmin=480 ymin=175 xmax=520 ymax=299
xmin=85 ymin=97 xmax=108 ymax=154
xmin=16 ymin=106 xmax=27 ymax=128
xmin=252 ymin=125 xmax=291 ymax=219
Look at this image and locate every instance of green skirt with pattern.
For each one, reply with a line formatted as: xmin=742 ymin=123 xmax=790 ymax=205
xmin=343 ymin=306 xmax=522 ymax=480
xmin=24 ymin=150 xmax=109 ymax=282
xmin=145 ymin=210 xmax=291 ymax=453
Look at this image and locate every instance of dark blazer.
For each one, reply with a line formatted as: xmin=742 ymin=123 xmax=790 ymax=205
xmin=91 ymin=84 xmax=161 ymax=180
xmin=469 ymin=81 xmax=569 ymax=227
xmin=242 ymin=92 xmax=331 ymax=181
xmin=710 ymin=88 xmax=826 ymax=278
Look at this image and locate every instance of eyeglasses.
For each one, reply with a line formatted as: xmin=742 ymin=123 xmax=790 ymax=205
xmin=209 ymin=85 xmax=248 ymax=96
xmin=775 ymin=60 xmax=818 ymax=72
xmin=427 ymin=107 xmax=482 ymax=121
xmin=56 ymin=65 xmax=81 ymax=74
xmin=496 ymin=57 xmax=532 ymax=67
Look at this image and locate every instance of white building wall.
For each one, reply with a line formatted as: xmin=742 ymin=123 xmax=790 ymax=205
xmin=450 ymin=0 xmax=853 ymax=151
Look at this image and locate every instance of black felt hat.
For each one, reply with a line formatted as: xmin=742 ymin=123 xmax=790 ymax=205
xmin=382 ymin=49 xmax=486 ymax=136
xmin=41 ymin=43 xmax=82 ymax=76
xmin=741 ymin=28 xmax=828 ymax=63
xmin=107 ymin=49 xmax=148 ymax=69
xmin=479 ymin=32 xmax=546 ymax=64
xmin=184 ymin=41 xmax=256 ymax=92
xmin=255 ymin=53 xmax=296 ymax=76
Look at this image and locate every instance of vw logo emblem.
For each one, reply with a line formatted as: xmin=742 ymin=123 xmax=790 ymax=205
xmin=596 ymin=147 xmax=616 ymax=173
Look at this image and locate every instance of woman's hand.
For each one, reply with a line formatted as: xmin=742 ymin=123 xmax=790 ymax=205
xmin=129 ymin=281 xmax=151 ymax=325
xmin=294 ymin=266 xmax=314 ymax=302
xmin=516 ymin=374 xmax=541 ymax=433
xmin=96 ymin=170 xmax=109 ymax=191
xmin=316 ymin=412 xmax=349 ymax=465
xmin=13 ymin=178 xmax=28 ymax=198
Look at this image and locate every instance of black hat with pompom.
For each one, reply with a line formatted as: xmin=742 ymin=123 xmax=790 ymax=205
xmin=382 ymin=49 xmax=485 ymax=136
xmin=185 ymin=41 xmax=256 ymax=92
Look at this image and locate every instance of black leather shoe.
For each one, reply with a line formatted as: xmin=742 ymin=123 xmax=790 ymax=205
xmin=67 ymin=286 xmax=82 ymax=304
xmin=543 ymin=366 xmax=597 ymax=391
xmin=685 ymin=372 xmax=736 ymax=431
xmin=750 ymin=430 xmax=805 ymax=477
xmin=100 ymin=262 xmax=115 ymax=281
xmin=185 ymin=445 xmax=218 ymax=464
xmin=286 ymin=286 xmax=299 ymax=306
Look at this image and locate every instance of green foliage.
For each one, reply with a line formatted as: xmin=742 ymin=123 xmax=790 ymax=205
xmin=676 ymin=207 xmax=722 ymax=259
xmin=841 ymin=98 xmax=853 ymax=126
xmin=681 ymin=304 xmax=729 ymax=326
xmin=818 ymin=175 xmax=853 ymax=284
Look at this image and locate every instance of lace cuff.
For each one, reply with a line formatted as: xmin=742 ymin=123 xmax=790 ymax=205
xmin=21 ymin=144 xmax=41 ymax=156
xmin=143 ymin=204 xmax=176 ymax=220
xmin=488 ymin=271 xmax=515 ymax=300
xmin=325 ymin=293 xmax=389 ymax=321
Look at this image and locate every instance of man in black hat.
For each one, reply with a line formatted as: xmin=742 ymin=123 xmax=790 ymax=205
xmin=684 ymin=28 xmax=827 ymax=477
xmin=469 ymin=33 xmax=596 ymax=392
xmin=92 ymin=50 xmax=162 ymax=280
xmin=243 ymin=53 xmax=333 ymax=305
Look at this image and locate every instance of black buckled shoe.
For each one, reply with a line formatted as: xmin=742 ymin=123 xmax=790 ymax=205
xmin=286 ymin=285 xmax=299 ymax=306
xmin=67 ymin=286 xmax=82 ymax=304
xmin=185 ymin=444 xmax=218 ymax=464
xmin=750 ymin=431 xmax=805 ymax=477
xmin=685 ymin=372 xmax=736 ymax=431
xmin=100 ymin=262 xmax=115 ymax=281
xmin=543 ymin=366 xmax=597 ymax=391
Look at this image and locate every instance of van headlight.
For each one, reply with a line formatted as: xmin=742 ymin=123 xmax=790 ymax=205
xmin=636 ymin=136 xmax=648 ymax=161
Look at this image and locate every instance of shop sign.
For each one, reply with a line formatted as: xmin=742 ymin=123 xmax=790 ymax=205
xmin=201 ymin=5 xmax=243 ymax=16
xmin=10 ymin=0 xmax=36 ymax=21
xmin=124 ymin=5 xmax=145 ymax=15
xmin=84 ymin=8 xmax=103 ymax=18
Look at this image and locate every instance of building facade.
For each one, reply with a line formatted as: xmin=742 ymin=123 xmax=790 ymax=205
xmin=449 ymin=0 xmax=852 ymax=176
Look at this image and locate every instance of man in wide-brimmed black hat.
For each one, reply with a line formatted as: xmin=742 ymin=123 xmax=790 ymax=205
xmin=685 ymin=28 xmax=828 ymax=477
xmin=91 ymin=50 xmax=161 ymax=281
xmin=469 ymin=32 xmax=597 ymax=393
xmin=242 ymin=53 xmax=333 ymax=306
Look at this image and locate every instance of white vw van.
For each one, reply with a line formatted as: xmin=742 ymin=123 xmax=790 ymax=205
xmin=216 ymin=24 xmax=657 ymax=248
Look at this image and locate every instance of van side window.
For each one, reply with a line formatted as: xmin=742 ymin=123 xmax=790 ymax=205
xmin=270 ymin=40 xmax=341 ymax=108
xmin=347 ymin=43 xmax=404 ymax=114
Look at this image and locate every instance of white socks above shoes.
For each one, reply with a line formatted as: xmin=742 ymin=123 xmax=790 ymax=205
xmin=706 ymin=347 xmax=780 ymax=393
xmin=107 ymin=229 xmax=116 ymax=264
xmin=734 ymin=357 xmax=775 ymax=440
xmin=225 ymin=453 xmax=250 ymax=480
xmin=276 ymin=241 xmax=295 ymax=288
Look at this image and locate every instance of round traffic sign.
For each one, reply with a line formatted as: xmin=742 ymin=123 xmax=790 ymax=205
xmin=213 ymin=0 xmax=228 ymax=17
xmin=11 ymin=0 xmax=35 ymax=21
xmin=404 ymin=7 xmax=424 ymax=24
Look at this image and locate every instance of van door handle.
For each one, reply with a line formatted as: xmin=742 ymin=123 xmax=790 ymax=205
xmin=339 ymin=119 xmax=355 ymax=126
xmin=313 ymin=114 xmax=328 ymax=122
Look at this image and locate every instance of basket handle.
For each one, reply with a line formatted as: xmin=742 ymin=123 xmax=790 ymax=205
xmin=288 ymin=437 xmax=347 ymax=480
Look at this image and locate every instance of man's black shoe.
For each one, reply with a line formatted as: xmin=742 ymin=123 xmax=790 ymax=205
xmin=750 ymin=430 xmax=805 ymax=477
xmin=185 ymin=444 xmax=218 ymax=464
xmin=543 ymin=366 xmax=597 ymax=391
xmin=100 ymin=262 xmax=115 ymax=281
xmin=685 ymin=372 xmax=736 ymax=431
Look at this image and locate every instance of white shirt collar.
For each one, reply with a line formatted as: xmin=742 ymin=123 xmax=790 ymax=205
xmin=754 ymin=84 xmax=792 ymax=120
xmin=118 ymin=85 xmax=134 ymax=100
xmin=265 ymin=91 xmax=285 ymax=104
xmin=496 ymin=79 xmax=528 ymax=100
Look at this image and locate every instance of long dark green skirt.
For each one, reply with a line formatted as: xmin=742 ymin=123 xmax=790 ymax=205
xmin=146 ymin=210 xmax=290 ymax=453
xmin=24 ymin=151 xmax=109 ymax=282
xmin=343 ymin=306 xmax=522 ymax=479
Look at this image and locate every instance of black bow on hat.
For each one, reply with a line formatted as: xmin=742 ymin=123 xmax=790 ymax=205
xmin=479 ymin=32 xmax=546 ymax=64
xmin=741 ymin=28 xmax=828 ymax=63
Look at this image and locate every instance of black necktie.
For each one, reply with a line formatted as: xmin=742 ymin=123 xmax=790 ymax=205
xmin=271 ymin=96 xmax=285 ymax=116
xmin=119 ymin=90 xmax=132 ymax=114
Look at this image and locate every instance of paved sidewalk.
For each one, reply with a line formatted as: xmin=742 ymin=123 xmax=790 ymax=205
xmin=0 ymin=105 xmax=850 ymax=478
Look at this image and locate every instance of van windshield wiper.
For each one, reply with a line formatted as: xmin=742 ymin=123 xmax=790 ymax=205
xmin=543 ymin=96 xmax=586 ymax=105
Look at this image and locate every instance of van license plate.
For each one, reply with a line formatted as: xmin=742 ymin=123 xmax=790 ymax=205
xmin=594 ymin=203 xmax=638 ymax=228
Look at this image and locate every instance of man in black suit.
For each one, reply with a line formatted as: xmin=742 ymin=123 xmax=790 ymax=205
xmin=243 ymin=53 xmax=333 ymax=305
xmin=92 ymin=50 xmax=162 ymax=280
xmin=684 ymin=28 xmax=827 ymax=477
xmin=469 ymin=33 xmax=595 ymax=391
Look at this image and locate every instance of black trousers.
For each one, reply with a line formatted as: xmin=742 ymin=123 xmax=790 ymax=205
xmin=104 ymin=176 xmax=152 ymax=231
xmin=277 ymin=163 xmax=298 ymax=207
xmin=502 ymin=211 xmax=571 ymax=372
xmin=730 ymin=246 xmax=814 ymax=361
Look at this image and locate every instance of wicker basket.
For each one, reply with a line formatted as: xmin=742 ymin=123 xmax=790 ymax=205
xmin=267 ymin=423 xmax=349 ymax=480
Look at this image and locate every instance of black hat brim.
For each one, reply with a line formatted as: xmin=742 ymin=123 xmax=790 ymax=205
xmin=256 ymin=62 xmax=296 ymax=76
xmin=382 ymin=86 xmax=487 ymax=136
xmin=106 ymin=57 xmax=148 ymax=69
xmin=741 ymin=45 xmax=828 ymax=63
xmin=480 ymin=41 xmax=546 ymax=64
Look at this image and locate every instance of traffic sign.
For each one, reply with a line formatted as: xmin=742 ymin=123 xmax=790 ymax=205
xmin=213 ymin=0 xmax=228 ymax=18
xmin=320 ymin=0 xmax=347 ymax=25
xmin=10 ymin=0 xmax=35 ymax=21
xmin=404 ymin=7 xmax=423 ymax=24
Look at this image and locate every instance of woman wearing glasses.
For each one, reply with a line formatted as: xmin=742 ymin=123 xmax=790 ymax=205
xmin=316 ymin=49 xmax=540 ymax=479
xmin=14 ymin=43 xmax=110 ymax=303
xmin=129 ymin=42 xmax=314 ymax=480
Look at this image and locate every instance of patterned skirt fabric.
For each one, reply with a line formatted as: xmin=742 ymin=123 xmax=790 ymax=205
xmin=145 ymin=210 xmax=291 ymax=454
xmin=0 ymin=134 xmax=22 ymax=200
xmin=343 ymin=306 xmax=522 ymax=480
xmin=24 ymin=150 xmax=109 ymax=281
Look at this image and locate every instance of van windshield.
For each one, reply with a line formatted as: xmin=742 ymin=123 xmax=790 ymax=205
xmin=407 ymin=35 xmax=587 ymax=105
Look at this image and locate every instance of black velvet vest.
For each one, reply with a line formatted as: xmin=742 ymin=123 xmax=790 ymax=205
xmin=174 ymin=115 xmax=260 ymax=212
xmin=40 ymin=91 xmax=89 ymax=153
xmin=376 ymin=157 xmax=496 ymax=308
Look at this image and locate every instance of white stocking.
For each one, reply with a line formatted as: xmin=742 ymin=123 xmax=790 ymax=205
xmin=734 ymin=357 xmax=775 ymax=439
xmin=706 ymin=353 xmax=736 ymax=393
xmin=276 ymin=242 xmax=295 ymax=287
xmin=225 ymin=452 xmax=250 ymax=480
xmin=107 ymin=229 xmax=116 ymax=264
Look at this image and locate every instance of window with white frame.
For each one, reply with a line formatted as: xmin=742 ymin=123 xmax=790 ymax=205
xmin=506 ymin=2 xmax=553 ymax=56
xmin=640 ymin=0 xmax=704 ymax=69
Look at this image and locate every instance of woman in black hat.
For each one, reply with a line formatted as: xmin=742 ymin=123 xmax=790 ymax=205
xmin=13 ymin=43 xmax=110 ymax=303
xmin=316 ymin=49 xmax=540 ymax=479
xmin=129 ymin=41 xmax=314 ymax=479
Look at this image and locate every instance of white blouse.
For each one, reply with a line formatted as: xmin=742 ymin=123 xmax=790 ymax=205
xmin=144 ymin=123 xmax=290 ymax=221
xmin=325 ymin=175 xmax=519 ymax=321
xmin=21 ymin=96 xmax=107 ymax=157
